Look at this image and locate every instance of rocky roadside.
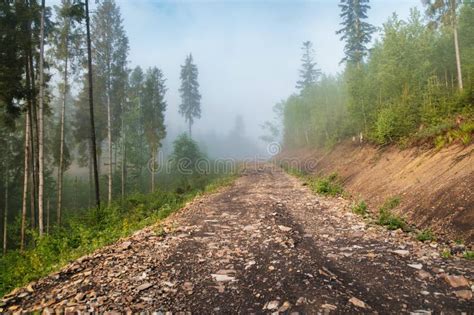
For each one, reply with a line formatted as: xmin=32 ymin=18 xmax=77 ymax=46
xmin=1 ymin=165 xmax=472 ymax=314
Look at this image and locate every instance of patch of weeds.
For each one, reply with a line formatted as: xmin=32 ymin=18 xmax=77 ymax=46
xmin=441 ymin=250 xmax=452 ymax=259
xmin=153 ymin=225 xmax=166 ymax=237
xmin=377 ymin=196 xmax=407 ymax=231
xmin=463 ymin=251 xmax=474 ymax=260
xmin=416 ymin=229 xmax=435 ymax=242
xmin=311 ymin=173 xmax=344 ymax=196
xmin=351 ymin=200 xmax=368 ymax=216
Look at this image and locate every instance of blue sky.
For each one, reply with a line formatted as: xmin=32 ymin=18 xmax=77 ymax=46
xmin=91 ymin=0 xmax=422 ymax=142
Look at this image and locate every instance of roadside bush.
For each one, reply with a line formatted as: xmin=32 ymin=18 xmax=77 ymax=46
xmin=311 ymin=173 xmax=344 ymax=196
xmin=416 ymin=229 xmax=435 ymax=242
xmin=352 ymin=200 xmax=368 ymax=216
xmin=377 ymin=196 xmax=407 ymax=230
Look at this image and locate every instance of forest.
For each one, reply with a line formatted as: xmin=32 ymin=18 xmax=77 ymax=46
xmin=274 ymin=2 xmax=474 ymax=150
xmin=0 ymin=0 xmax=234 ymax=295
xmin=0 ymin=0 xmax=473 ymax=302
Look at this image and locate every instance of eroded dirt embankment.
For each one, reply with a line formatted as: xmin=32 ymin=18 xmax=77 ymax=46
xmin=278 ymin=142 xmax=474 ymax=243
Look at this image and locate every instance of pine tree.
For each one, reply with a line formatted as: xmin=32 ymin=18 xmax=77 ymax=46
xmin=296 ymin=41 xmax=321 ymax=90
xmin=179 ymin=54 xmax=201 ymax=136
xmin=142 ymin=67 xmax=167 ymax=192
xmin=336 ymin=0 xmax=376 ymax=65
xmin=85 ymin=0 xmax=101 ymax=209
xmin=125 ymin=66 xmax=148 ymax=190
xmin=50 ymin=0 xmax=84 ymax=225
xmin=92 ymin=0 xmax=129 ymax=205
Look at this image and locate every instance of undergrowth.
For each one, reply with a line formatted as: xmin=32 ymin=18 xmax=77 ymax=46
xmin=351 ymin=200 xmax=368 ymax=216
xmin=0 ymin=173 xmax=236 ymax=297
xmin=377 ymin=196 xmax=408 ymax=231
xmin=416 ymin=229 xmax=435 ymax=242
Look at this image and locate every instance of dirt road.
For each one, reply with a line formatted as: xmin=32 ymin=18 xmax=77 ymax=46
xmin=2 ymin=165 xmax=473 ymax=313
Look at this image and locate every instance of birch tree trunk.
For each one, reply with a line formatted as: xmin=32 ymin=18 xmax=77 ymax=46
xmin=453 ymin=24 xmax=463 ymax=90
xmin=21 ymin=113 xmax=30 ymax=251
xmin=37 ymin=0 xmax=46 ymax=236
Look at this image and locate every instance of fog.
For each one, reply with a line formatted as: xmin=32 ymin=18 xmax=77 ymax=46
xmin=54 ymin=0 xmax=420 ymax=158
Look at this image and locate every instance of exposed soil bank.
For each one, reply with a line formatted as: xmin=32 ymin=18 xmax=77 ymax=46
xmin=278 ymin=142 xmax=474 ymax=243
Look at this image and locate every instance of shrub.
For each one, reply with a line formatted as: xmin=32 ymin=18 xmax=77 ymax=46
xmin=311 ymin=173 xmax=344 ymax=196
xmin=441 ymin=250 xmax=452 ymax=259
xmin=416 ymin=229 xmax=435 ymax=242
xmin=352 ymin=200 xmax=368 ymax=216
xmin=463 ymin=251 xmax=474 ymax=260
xmin=377 ymin=196 xmax=407 ymax=230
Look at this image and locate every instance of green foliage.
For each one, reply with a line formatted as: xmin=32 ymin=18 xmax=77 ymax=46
xmin=463 ymin=251 xmax=474 ymax=260
xmin=142 ymin=66 xmax=167 ymax=153
xmin=352 ymin=199 xmax=368 ymax=216
xmin=296 ymin=41 xmax=321 ymax=90
xmin=310 ymin=173 xmax=344 ymax=196
xmin=179 ymin=54 xmax=201 ymax=134
xmin=377 ymin=196 xmax=407 ymax=230
xmin=416 ymin=229 xmax=435 ymax=242
xmin=441 ymin=249 xmax=452 ymax=259
xmin=282 ymin=5 xmax=474 ymax=150
xmin=336 ymin=0 xmax=376 ymax=64
xmin=0 ymin=172 xmax=235 ymax=297
xmin=281 ymin=165 xmax=343 ymax=196
xmin=170 ymin=133 xmax=206 ymax=191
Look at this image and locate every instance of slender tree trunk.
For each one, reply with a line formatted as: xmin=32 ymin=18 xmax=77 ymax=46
xmin=453 ymin=24 xmax=463 ymax=90
xmin=28 ymin=110 xmax=36 ymax=230
xmin=27 ymin=54 xmax=37 ymax=229
xmin=46 ymin=197 xmax=50 ymax=234
xmin=445 ymin=68 xmax=449 ymax=88
xmin=188 ymin=121 xmax=192 ymax=137
xmin=121 ymin=118 xmax=125 ymax=200
xmin=21 ymin=113 xmax=30 ymax=251
xmin=27 ymin=8 xmax=39 ymax=227
xmin=57 ymin=43 xmax=68 ymax=226
xmin=107 ymin=91 xmax=112 ymax=206
xmin=151 ymin=150 xmax=155 ymax=192
xmin=37 ymin=0 xmax=46 ymax=236
xmin=86 ymin=0 xmax=101 ymax=209
xmin=3 ymin=169 xmax=8 ymax=255
xmin=89 ymin=146 xmax=93 ymax=208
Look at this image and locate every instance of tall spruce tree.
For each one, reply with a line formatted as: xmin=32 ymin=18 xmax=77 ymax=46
xmin=142 ymin=67 xmax=167 ymax=192
xmin=50 ymin=0 xmax=84 ymax=225
xmin=179 ymin=54 xmax=201 ymax=136
xmin=336 ymin=0 xmax=376 ymax=65
xmin=92 ymin=0 xmax=129 ymax=205
xmin=296 ymin=41 xmax=321 ymax=90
